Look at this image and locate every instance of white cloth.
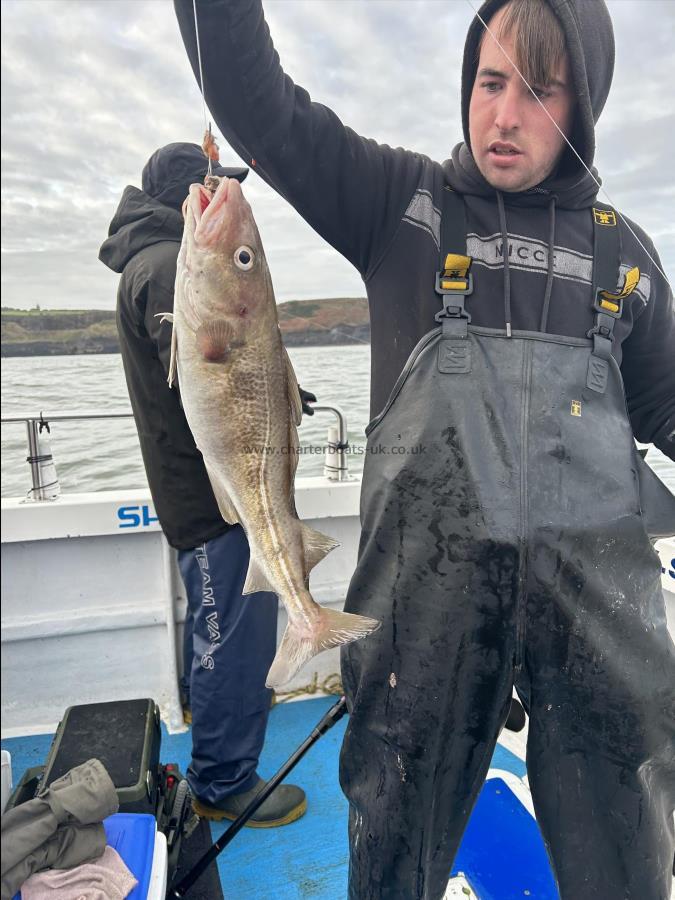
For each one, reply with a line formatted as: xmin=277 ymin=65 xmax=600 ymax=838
xmin=19 ymin=846 xmax=137 ymax=900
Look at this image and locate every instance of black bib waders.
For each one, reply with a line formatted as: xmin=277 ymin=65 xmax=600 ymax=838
xmin=339 ymin=192 xmax=675 ymax=900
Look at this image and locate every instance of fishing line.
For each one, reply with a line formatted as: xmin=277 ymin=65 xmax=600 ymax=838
xmin=465 ymin=0 xmax=672 ymax=293
xmin=189 ymin=2 xmax=367 ymax=343
xmin=192 ymin=0 xmax=212 ymax=177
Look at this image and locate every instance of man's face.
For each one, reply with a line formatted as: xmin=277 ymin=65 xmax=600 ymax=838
xmin=469 ymin=6 xmax=575 ymax=192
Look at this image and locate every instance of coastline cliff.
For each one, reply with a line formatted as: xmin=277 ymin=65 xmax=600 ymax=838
xmin=1 ymin=298 xmax=370 ymax=357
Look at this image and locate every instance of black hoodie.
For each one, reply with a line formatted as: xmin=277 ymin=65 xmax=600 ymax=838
xmin=173 ymin=0 xmax=674 ymax=460
xmin=99 ymin=186 xmax=230 ymax=550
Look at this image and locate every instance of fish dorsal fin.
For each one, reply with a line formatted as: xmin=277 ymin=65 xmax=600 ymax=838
xmin=243 ymin=557 xmax=276 ymax=595
xmin=301 ymin=523 xmax=340 ymax=576
xmin=287 ymin=417 xmax=300 ymax=493
xmin=282 ymin=344 xmax=302 ymax=427
xmin=168 ymin=321 xmax=178 ymax=387
xmin=282 ymin=342 xmax=302 ymax=499
xmin=154 ymin=313 xmax=178 ymax=387
xmin=203 ymin=460 xmax=240 ymax=526
xmin=243 ymin=526 xmax=339 ymax=595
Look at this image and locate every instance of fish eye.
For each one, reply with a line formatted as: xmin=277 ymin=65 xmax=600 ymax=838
xmin=234 ymin=246 xmax=255 ymax=271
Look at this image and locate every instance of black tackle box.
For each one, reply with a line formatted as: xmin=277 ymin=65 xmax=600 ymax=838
xmin=40 ymin=697 xmax=162 ymax=815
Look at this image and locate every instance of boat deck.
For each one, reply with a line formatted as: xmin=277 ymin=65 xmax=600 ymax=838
xmin=2 ymin=695 xmax=560 ymax=900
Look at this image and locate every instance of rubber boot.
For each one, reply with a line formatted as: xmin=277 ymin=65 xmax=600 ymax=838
xmin=192 ymin=776 xmax=307 ymax=827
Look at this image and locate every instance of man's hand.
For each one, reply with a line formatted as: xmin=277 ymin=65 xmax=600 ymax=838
xmin=299 ymin=386 xmax=317 ymax=416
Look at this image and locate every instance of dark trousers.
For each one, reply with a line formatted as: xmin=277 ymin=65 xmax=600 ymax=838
xmin=340 ymin=330 xmax=675 ymax=899
xmin=178 ymin=525 xmax=279 ymax=805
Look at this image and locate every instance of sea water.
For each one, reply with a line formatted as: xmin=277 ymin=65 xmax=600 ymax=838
xmin=1 ymin=346 xmax=673 ymax=498
xmin=0 ymin=346 xmax=371 ymax=497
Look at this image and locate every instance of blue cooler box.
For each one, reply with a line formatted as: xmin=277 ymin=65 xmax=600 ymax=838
xmin=104 ymin=813 xmax=156 ymax=899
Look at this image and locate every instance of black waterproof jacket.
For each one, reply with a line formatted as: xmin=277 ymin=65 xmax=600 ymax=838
xmin=99 ymin=186 xmax=229 ymax=550
xmin=174 ymin=0 xmax=674 ymax=461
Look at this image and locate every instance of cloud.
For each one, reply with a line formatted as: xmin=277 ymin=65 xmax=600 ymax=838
xmin=1 ymin=0 xmax=673 ymax=311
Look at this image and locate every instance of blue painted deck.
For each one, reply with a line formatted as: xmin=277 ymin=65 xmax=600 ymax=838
xmin=2 ymin=696 xmax=557 ymax=899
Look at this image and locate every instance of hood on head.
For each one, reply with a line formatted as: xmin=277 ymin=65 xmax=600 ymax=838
xmin=142 ymin=142 xmax=249 ymax=213
xmin=461 ymin=0 xmax=615 ymax=172
xmin=98 ymin=186 xmax=184 ymax=273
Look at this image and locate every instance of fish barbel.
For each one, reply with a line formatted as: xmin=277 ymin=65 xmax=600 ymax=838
xmin=165 ymin=176 xmax=379 ymax=688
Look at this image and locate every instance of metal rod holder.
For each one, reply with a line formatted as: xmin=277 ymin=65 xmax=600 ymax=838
xmin=312 ymin=404 xmax=350 ymax=481
xmin=25 ymin=419 xmax=42 ymax=498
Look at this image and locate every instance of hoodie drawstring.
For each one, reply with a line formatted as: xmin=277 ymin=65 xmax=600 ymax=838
xmin=539 ymin=198 xmax=557 ymax=333
xmin=496 ymin=191 xmax=512 ymax=337
xmin=496 ymin=192 xmax=557 ymax=337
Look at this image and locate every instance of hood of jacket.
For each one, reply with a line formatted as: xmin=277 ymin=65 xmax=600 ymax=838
xmin=98 ymin=186 xmax=184 ymax=274
xmin=444 ymin=0 xmax=615 ymax=209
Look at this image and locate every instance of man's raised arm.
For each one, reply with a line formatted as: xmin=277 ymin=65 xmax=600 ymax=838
xmin=174 ymin=0 xmax=424 ymax=277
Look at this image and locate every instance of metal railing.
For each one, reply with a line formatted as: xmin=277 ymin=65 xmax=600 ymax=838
xmin=1 ymin=404 xmax=351 ymax=500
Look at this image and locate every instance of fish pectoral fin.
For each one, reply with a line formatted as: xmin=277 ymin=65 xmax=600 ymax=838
xmin=301 ymin=523 xmax=340 ymax=576
xmin=265 ymin=608 xmax=381 ymax=689
xmin=196 ymin=319 xmax=237 ymax=363
xmin=282 ymin=345 xmax=303 ymax=427
xmin=242 ymin=557 xmax=276 ymax=595
xmin=203 ymin=461 xmax=239 ymax=525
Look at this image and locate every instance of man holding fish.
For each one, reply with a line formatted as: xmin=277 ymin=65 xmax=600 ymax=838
xmin=171 ymin=0 xmax=675 ymax=897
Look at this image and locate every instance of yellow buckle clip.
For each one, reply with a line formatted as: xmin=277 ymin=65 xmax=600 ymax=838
xmin=436 ymin=254 xmax=473 ymax=295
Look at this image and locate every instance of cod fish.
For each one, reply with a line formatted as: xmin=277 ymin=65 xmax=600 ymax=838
xmin=165 ymin=176 xmax=379 ymax=689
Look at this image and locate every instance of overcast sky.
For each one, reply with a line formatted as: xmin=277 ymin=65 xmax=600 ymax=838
xmin=1 ymin=0 xmax=673 ymax=311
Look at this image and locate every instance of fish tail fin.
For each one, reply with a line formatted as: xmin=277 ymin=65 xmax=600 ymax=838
xmin=265 ymin=607 xmax=380 ymax=689
xmin=301 ymin=523 xmax=340 ymax=576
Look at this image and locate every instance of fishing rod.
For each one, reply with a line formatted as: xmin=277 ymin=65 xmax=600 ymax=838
xmin=166 ymin=695 xmax=349 ymax=898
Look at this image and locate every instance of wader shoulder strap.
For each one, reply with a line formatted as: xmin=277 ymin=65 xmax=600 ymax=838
xmin=591 ymin=203 xmax=621 ymax=303
xmin=436 ymin=188 xmax=473 ymax=374
xmin=588 ymin=204 xmax=639 ymax=393
xmin=440 ymin=186 xmax=469 ymax=270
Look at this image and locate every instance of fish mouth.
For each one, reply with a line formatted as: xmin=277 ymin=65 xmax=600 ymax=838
xmin=184 ymin=177 xmax=242 ymax=247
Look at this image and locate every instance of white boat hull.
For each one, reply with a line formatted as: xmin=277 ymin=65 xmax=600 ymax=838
xmin=2 ymin=480 xmax=674 ymax=737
